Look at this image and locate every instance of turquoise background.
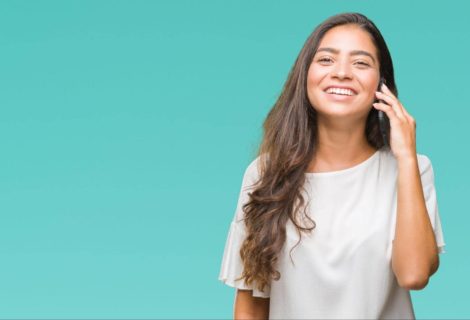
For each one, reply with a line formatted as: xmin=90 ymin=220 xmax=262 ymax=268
xmin=0 ymin=0 xmax=467 ymax=318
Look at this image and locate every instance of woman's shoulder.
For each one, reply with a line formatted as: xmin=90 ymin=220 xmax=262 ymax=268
xmin=378 ymin=148 xmax=433 ymax=175
xmin=242 ymin=155 xmax=263 ymax=186
xmin=416 ymin=153 xmax=432 ymax=167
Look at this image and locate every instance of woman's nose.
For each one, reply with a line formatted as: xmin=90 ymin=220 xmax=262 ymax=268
xmin=332 ymin=61 xmax=352 ymax=79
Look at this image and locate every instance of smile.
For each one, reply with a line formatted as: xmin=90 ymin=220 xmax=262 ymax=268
xmin=325 ymin=87 xmax=356 ymax=96
xmin=323 ymin=90 xmax=357 ymax=101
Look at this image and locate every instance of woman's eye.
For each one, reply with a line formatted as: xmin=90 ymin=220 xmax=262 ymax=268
xmin=318 ymin=58 xmax=369 ymax=67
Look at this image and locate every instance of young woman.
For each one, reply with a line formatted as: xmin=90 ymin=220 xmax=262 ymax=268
xmin=218 ymin=12 xmax=445 ymax=319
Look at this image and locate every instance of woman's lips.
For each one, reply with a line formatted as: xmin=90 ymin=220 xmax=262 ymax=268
xmin=323 ymin=91 xmax=357 ymax=102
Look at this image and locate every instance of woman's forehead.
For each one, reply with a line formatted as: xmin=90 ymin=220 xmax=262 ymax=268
xmin=317 ymin=25 xmax=378 ymax=59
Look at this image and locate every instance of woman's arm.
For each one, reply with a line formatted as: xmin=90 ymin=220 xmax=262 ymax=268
xmin=392 ymin=155 xmax=439 ymax=290
xmin=234 ymin=289 xmax=270 ymax=319
xmin=374 ymin=84 xmax=439 ymax=291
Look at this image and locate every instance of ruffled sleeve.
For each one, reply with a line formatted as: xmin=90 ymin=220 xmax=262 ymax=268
xmin=218 ymin=157 xmax=271 ymax=298
xmin=418 ymin=154 xmax=446 ymax=254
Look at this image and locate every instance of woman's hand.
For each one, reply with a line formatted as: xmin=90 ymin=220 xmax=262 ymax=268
xmin=373 ymin=83 xmax=417 ymax=161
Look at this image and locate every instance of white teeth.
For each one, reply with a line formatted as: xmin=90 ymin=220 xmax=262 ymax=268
xmin=326 ymin=87 xmax=355 ymax=96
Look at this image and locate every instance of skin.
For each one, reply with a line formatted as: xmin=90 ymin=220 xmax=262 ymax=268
xmin=233 ymin=23 xmax=440 ymax=318
xmin=234 ymin=289 xmax=269 ymax=319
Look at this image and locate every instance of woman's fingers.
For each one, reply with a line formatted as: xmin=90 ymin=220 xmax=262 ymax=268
xmin=373 ymin=83 xmax=418 ymax=160
xmin=375 ymin=91 xmax=407 ymax=121
xmin=379 ymin=84 xmax=416 ymax=126
xmin=372 ymin=102 xmax=400 ymax=123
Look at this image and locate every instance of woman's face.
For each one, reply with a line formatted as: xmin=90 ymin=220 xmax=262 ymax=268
xmin=307 ymin=24 xmax=380 ymax=121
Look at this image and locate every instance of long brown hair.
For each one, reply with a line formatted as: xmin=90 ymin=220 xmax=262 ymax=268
xmin=237 ymin=12 xmax=399 ymax=294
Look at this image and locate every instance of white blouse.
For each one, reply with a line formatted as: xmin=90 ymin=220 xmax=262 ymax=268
xmin=218 ymin=147 xmax=446 ymax=319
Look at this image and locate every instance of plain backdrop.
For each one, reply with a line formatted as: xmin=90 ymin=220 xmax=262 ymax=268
xmin=0 ymin=0 xmax=468 ymax=319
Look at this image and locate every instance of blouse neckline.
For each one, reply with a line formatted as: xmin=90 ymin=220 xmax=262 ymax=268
xmin=305 ymin=148 xmax=381 ymax=178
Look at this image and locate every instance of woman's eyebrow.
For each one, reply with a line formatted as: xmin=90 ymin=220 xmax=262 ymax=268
xmin=316 ymin=47 xmax=376 ymax=63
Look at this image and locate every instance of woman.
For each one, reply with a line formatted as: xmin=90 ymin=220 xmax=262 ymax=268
xmin=218 ymin=12 xmax=445 ymax=319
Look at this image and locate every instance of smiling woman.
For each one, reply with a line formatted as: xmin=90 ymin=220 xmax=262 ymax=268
xmin=218 ymin=12 xmax=445 ymax=320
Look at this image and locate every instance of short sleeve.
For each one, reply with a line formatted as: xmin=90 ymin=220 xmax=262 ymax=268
xmin=218 ymin=157 xmax=271 ymax=298
xmin=418 ymin=154 xmax=446 ymax=254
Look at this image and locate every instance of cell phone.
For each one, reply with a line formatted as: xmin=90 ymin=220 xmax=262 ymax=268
xmin=376 ymin=77 xmax=389 ymax=147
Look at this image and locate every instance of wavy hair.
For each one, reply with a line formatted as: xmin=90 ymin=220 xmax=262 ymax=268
xmin=236 ymin=12 xmax=398 ymax=294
